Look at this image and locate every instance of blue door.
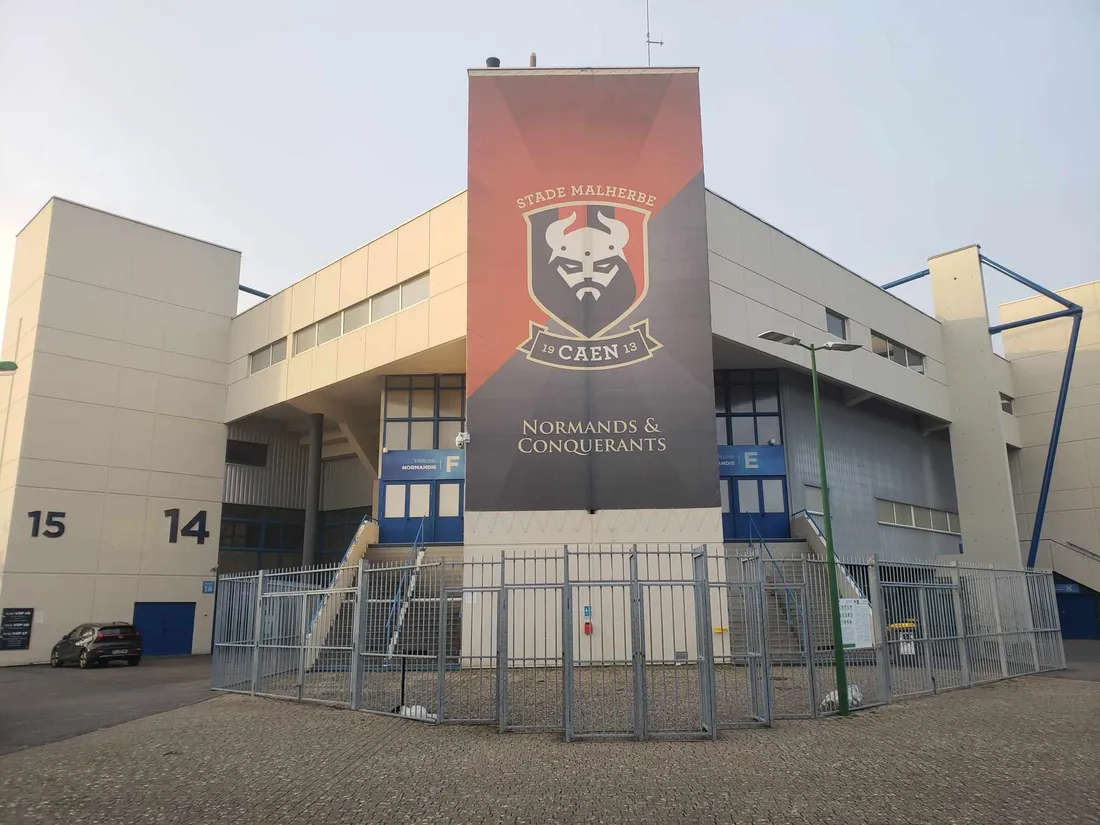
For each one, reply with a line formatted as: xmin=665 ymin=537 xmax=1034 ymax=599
xmin=133 ymin=602 xmax=196 ymax=656
xmin=732 ymin=476 xmax=789 ymax=540
xmin=380 ymin=480 xmax=465 ymax=544
xmin=379 ymin=481 xmax=432 ymax=544
xmin=1058 ymin=593 xmax=1100 ymax=639
xmin=434 ymin=480 xmax=464 ymax=543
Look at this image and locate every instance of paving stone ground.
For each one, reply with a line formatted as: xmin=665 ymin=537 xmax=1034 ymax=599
xmin=1 ymin=676 xmax=1098 ymax=825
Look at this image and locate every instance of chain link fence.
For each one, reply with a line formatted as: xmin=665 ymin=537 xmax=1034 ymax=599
xmin=212 ymin=546 xmax=1065 ymax=739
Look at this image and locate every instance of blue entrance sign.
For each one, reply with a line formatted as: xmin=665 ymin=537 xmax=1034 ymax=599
xmin=717 ymin=445 xmax=785 ymax=477
xmin=202 ymin=580 xmax=215 ymax=595
xmin=1055 ymin=582 xmax=1081 ymax=594
xmin=381 ymin=450 xmax=466 ymax=481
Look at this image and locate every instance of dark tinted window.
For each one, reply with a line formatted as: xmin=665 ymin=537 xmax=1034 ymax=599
xmin=99 ymin=625 xmax=137 ymax=636
xmin=226 ymin=440 xmax=268 ymax=467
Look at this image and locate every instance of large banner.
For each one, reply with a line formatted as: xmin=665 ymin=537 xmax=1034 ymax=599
xmin=466 ymin=68 xmax=718 ymax=512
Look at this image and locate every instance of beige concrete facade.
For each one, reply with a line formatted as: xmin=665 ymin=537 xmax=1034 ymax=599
xmin=7 ymin=184 xmax=1092 ymax=661
xmin=928 ymin=246 xmax=1021 ymax=565
xmin=1001 ymin=281 xmax=1100 ymax=591
xmin=0 ymin=199 xmax=240 ymax=664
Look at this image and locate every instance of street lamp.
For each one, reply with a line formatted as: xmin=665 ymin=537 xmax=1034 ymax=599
xmin=758 ymin=330 xmax=861 ymax=715
xmin=0 ymin=362 xmax=16 ymax=372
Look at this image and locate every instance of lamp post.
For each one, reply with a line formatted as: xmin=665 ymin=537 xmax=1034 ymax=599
xmin=758 ymin=330 xmax=861 ymax=715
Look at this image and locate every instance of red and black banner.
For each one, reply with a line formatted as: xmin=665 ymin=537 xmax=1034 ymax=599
xmin=466 ymin=68 xmax=719 ymax=511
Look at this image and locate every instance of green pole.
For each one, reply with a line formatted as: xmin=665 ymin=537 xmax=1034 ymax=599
xmin=810 ymin=345 xmax=850 ymax=716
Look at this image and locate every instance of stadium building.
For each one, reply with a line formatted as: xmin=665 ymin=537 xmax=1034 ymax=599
xmin=0 ymin=64 xmax=1097 ymax=665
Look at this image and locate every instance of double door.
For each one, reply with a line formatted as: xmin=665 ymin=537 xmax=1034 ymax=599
xmin=380 ymin=479 xmax=464 ymax=544
xmin=720 ymin=476 xmax=789 ymax=541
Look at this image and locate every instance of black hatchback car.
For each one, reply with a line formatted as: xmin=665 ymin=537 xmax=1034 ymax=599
xmin=50 ymin=622 xmax=143 ymax=668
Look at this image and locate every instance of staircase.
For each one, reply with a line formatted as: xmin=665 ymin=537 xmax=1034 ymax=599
xmin=1032 ymin=538 xmax=1100 ymax=595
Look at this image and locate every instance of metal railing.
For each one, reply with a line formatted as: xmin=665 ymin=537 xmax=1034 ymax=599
xmin=211 ymin=545 xmax=1065 ymax=739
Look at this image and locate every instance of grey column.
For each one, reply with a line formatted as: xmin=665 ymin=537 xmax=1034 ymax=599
xmin=303 ymin=413 xmax=324 ymax=567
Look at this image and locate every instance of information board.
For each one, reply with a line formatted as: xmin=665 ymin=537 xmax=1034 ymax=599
xmin=0 ymin=607 xmax=34 ymax=651
xmin=839 ymin=598 xmax=873 ymax=650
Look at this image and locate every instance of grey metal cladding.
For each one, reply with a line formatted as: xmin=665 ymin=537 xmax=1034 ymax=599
xmin=780 ymin=371 xmax=960 ymax=561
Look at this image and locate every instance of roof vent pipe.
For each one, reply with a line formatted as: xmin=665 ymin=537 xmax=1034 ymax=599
xmin=529 ymin=52 xmax=537 ymax=67
xmin=485 ymin=57 xmax=500 ymax=68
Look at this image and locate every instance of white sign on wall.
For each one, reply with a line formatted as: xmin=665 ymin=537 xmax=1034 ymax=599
xmin=839 ymin=598 xmax=873 ymax=649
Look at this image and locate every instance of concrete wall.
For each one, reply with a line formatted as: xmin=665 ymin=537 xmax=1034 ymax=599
xmin=225 ymin=192 xmax=468 ymax=421
xmin=781 ymin=372 xmax=961 ymax=561
xmin=706 ymin=191 xmax=952 ymax=420
xmin=1001 ymin=281 xmax=1100 ymax=559
xmin=0 ymin=199 xmax=240 ymax=664
xmin=929 ymin=246 xmax=1020 ymax=565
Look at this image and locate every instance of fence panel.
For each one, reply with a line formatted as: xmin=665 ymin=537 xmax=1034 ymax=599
xmin=211 ymin=574 xmax=259 ymax=693
xmin=212 ymin=547 xmax=1066 ymax=739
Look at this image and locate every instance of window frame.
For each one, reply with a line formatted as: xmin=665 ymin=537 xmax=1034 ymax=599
xmin=870 ymin=331 xmax=925 ymax=375
xmin=825 ymin=309 xmax=848 ymax=341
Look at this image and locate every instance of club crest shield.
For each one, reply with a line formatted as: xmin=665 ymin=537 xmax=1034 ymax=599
xmin=518 ymin=202 xmax=661 ymax=370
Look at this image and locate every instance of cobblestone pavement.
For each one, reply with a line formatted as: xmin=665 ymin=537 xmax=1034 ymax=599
xmin=2 ymin=677 xmax=1097 ymax=825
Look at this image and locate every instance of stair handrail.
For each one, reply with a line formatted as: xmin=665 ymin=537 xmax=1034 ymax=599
xmin=791 ymin=509 xmax=868 ymax=601
xmin=1037 ymin=537 xmax=1100 ymax=565
xmin=746 ymin=514 xmax=804 ymax=629
xmin=384 ymin=518 xmax=428 ymax=661
xmin=305 ymin=513 xmax=377 ymax=641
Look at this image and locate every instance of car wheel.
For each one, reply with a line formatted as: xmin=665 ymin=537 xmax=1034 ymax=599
xmin=127 ymin=657 xmax=141 ymax=667
xmin=50 ymin=651 xmax=62 ymax=668
xmin=78 ymin=651 xmax=91 ymax=669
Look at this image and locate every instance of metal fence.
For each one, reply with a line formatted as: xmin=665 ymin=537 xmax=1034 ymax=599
xmin=212 ymin=546 xmax=1065 ymax=740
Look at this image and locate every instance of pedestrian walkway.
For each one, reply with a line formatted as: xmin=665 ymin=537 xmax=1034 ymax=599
xmin=1 ymin=676 xmax=1097 ymax=825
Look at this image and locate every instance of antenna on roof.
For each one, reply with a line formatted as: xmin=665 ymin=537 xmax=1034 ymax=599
xmin=645 ymin=0 xmax=664 ymax=66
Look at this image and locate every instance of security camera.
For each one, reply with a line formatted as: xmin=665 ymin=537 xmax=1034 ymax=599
xmin=455 ymin=432 xmax=471 ymax=450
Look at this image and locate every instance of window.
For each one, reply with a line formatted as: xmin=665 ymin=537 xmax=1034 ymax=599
xmin=294 ymin=325 xmax=317 ymax=355
xmin=408 ymin=484 xmax=431 ymax=518
xmin=225 ymin=439 xmax=268 ymax=467
xmin=383 ymin=374 xmax=467 ymax=452
xmin=384 ymin=485 xmax=406 ymax=519
xmin=719 ymin=482 xmax=730 ymax=513
xmin=1000 ymin=393 xmax=1014 ymax=414
xmin=737 ymin=479 xmax=761 ymax=514
xmin=762 ymin=479 xmax=785 ymax=513
xmin=316 ymin=314 xmax=341 ymax=345
xmin=870 ymin=331 xmax=925 ymax=374
xmin=343 ymin=300 xmax=371 ymax=333
xmin=250 ymin=346 xmax=270 ymax=373
xmin=876 ymin=498 xmax=960 ymax=535
xmin=805 ymin=485 xmax=824 ymax=516
xmin=248 ymin=338 xmax=288 ymax=375
xmin=400 ymin=273 xmax=430 ymax=308
xmin=825 ymin=309 xmax=847 ymax=340
xmin=438 ymin=483 xmax=461 ymax=518
xmin=371 ymin=287 xmax=400 ymax=322
xmin=714 ymin=369 xmax=782 ymax=447
xmin=288 ymin=273 xmax=432 ymax=354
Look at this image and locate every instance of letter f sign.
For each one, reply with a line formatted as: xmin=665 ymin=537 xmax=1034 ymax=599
xmin=445 ymin=455 xmax=460 ymax=473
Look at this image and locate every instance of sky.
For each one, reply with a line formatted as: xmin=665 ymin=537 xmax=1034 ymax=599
xmin=1 ymin=0 xmax=1097 ymax=330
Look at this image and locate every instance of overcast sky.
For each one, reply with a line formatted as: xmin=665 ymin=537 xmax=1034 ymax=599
xmin=1 ymin=1 xmax=1097 ymax=330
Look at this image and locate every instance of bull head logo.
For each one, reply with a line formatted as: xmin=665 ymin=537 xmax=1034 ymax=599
xmin=545 ymin=211 xmax=630 ymax=302
xmin=527 ymin=204 xmax=646 ymax=339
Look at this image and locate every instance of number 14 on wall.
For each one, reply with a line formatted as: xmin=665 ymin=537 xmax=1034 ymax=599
xmin=164 ymin=509 xmax=210 ymax=545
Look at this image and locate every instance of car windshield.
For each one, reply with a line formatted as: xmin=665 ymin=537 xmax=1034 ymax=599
xmin=98 ymin=626 xmax=136 ymax=636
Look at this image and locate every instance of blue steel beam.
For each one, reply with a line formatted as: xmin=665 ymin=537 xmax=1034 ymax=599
xmin=989 ymin=307 xmax=1080 ymax=335
xmin=979 ymin=255 xmax=1084 ymax=568
xmin=1026 ymin=311 xmax=1082 ymax=568
xmin=880 ymin=269 xmax=930 ymax=290
xmin=239 ymin=284 xmax=271 ymax=299
xmin=980 ymin=255 xmax=1080 ymax=311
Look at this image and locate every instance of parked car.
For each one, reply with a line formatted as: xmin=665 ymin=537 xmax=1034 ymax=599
xmin=50 ymin=622 xmax=142 ymax=669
